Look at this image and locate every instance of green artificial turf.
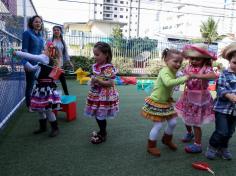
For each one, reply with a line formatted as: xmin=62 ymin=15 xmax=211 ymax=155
xmin=0 ymin=80 xmax=235 ymax=176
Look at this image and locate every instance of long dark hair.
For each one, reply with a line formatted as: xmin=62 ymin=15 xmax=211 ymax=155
xmin=52 ymin=25 xmax=67 ymax=57
xmin=27 ymin=15 xmax=43 ymax=31
xmin=94 ymin=42 xmax=112 ymax=63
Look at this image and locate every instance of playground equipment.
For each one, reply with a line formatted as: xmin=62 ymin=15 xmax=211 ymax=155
xmin=74 ymin=68 xmax=91 ymax=84
xmin=54 ymin=95 xmax=77 ymax=121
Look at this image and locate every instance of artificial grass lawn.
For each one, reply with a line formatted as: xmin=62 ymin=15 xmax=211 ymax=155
xmin=0 ymin=80 xmax=235 ymax=176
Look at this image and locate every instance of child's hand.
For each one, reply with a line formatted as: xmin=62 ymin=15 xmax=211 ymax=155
xmin=225 ymin=93 xmax=236 ymax=103
xmin=188 ymin=74 xmax=197 ymax=79
xmin=91 ymin=77 xmax=100 ymax=85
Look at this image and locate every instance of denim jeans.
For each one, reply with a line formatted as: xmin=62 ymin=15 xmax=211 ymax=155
xmin=209 ymin=112 xmax=236 ymax=148
xmin=25 ymin=71 xmax=35 ymax=107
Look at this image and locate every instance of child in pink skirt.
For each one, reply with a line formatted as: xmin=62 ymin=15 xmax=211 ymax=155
xmin=175 ymin=44 xmax=218 ymax=153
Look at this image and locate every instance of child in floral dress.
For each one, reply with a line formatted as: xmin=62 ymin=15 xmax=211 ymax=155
xmin=84 ymin=42 xmax=119 ymax=144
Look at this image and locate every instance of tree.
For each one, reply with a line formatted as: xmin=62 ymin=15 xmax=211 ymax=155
xmin=111 ymin=25 xmax=124 ymax=49
xmin=200 ymin=17 xmax=219 ymax=44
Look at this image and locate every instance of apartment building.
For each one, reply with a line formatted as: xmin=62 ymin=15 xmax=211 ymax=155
xmin=158 ymin=0 xmax=227 ymax=39
xmin=89 ymin=0 xmax=140 ymax=38
xmin=223 ymin=0 xmax=236 ymax=34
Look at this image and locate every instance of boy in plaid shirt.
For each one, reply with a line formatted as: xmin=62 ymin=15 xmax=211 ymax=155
xmin=205 ymin=42 xmax=236 ymax=160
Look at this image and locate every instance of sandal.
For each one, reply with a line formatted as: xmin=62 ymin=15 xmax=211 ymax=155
xmin=90 ymin=134 xmax=106 ymax=144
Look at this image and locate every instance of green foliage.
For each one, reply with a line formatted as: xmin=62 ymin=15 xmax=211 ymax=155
xmin=70 ymin=56 xmax=94 ymax=73
xmin=146 ymin=59 xmax=165 ymax=77
xmin=125 ymin=38 xmax=158 ymax=57
xmin=200 ymin=17 xmax=219 ymax=44
xmin=112 ymin=57 xmax=133 ymax=75
xmin=111 ymin=25 xmax=123 ymax=49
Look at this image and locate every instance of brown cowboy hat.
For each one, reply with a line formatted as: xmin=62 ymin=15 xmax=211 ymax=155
xmin=183 ymin=43 xmax=217 ymax=60
xmin=221 ymin=42 xmax=236 ymax=60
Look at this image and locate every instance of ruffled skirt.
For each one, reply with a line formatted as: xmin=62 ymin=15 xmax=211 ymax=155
xmin=30 ymin=84 xmax=61 ymax=112
xmin=84 ymin=87 xmax=119 ymax=120
xmin=141 ymin=97 xmax=176 ymax=122
xmin=175 ymin=90 xmax=215 ymax=127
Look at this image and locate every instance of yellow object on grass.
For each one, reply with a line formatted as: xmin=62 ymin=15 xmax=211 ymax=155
xmin=74 ymin=68 xmax=91 ymax=84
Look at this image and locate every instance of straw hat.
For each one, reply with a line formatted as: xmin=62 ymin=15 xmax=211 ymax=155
xmin=221 ymin=42 xmax=236 ymax=60
xmin=183 ymin=43 xmax=217 ymax=60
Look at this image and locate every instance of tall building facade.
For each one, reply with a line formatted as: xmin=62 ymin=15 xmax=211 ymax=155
xmin=158 ymin=0 xmax=228 ymax=39
xmin=89 ymin=0 xmax=140 ymax=38
xmin=223 ymin=0 xmax=236 ymax=34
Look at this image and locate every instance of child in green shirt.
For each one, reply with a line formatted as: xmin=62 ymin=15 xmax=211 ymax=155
xmin=141 ymin=48 xmax=192 ymax=157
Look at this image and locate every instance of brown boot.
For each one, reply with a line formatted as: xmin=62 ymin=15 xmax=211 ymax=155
xmin=161 ymin=133 xmax=177 ymax=150
xmin=147 ymin=139 xmax=161 ymax=157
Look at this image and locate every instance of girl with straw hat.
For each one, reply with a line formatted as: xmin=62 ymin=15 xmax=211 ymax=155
xmin=175 ymin=44 xmax=218 ymax=153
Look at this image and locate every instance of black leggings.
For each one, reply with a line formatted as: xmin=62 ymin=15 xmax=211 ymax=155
xmin=59 ymin=73 xmax=69 ymax=95
xmin=96 ymin=118 xmax=107 ymax=136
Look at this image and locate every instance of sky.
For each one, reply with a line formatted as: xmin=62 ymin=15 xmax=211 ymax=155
xmin=32 ymin=0 xmax=90 ymax=25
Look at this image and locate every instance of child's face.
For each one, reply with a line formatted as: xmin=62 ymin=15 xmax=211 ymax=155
xmin=166 ymin=53 xmax=183 ymax=73
xmin=229 ymin=56 xmax=236 ymax=73
xmin=93 ymin=47 xmax=107 ymax=65
xmin=189 ymin=57 xmax=204 ymax=66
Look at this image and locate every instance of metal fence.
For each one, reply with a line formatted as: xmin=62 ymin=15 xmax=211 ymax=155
xmin=0 ymin=29 xmax=24 ymax=128
xmin=60 ymin=34 xmax=198 ymax=75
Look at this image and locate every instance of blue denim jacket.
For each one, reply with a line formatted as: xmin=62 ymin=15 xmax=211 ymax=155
xmin=213 ymin=69 xmax=236 ymax=115
xmin=22 ymin=29 xmax=44 ymax=65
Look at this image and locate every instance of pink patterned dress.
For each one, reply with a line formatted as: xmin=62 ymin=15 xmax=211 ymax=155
xmin=175 ymin=65 xmax=215 ymax=127
xmin=84 ymin=63 xmax=119 ymax=120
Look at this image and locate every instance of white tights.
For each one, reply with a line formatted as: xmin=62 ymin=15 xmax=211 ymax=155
xmin=149 ymin=117 xmax=177 ymax=141
xmin=38 ymin=111 xmax=56 ymax=122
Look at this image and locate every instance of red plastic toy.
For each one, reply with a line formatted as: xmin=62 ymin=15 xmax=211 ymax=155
xmin=192 ymin=162 xmax=215 ymax=175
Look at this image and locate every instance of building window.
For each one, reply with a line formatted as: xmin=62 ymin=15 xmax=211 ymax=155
xmin=115 ymin=0 xmax=118 ymax=3
xmin=100 ymin=12 xmax=102 ymax=14
xmin=105 ymin=14 xmax=111 ymax=17
xmin=120 ymin=15 xmax=123 ymax=18
xmin=120 ymin=1 xmax=124 ymax=4
xmin=114 ymin=7 xmax=117 ymax=10
xmin=114 ymin=15 xmax=117 ymax=18
xmin=120 ymin=8 xmax=124 ymax=11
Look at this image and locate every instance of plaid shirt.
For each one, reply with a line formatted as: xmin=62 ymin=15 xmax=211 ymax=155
xmin=213 ymin=69 xmax=236 ymax=115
